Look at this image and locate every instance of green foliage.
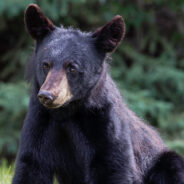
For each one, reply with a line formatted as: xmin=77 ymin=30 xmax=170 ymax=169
xmin=0 ymin=0 xmax=184 ymax=158
xmin=0 ymin=82 xmax=29 ymax=156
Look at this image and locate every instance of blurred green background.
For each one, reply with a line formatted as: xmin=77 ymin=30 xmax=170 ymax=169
xmin=0 ymin=0 xmax=184 ymax=163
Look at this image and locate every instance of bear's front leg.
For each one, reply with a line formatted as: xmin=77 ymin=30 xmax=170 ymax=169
xmin=12 ymin=95 xmax=54 ymax=184
xmin=12 ymin=153 xmax=53 ymax=184
xmin=94 ymin=143 xmax=136 ymax=184
xmin=92 ymin=114 xmax=140 ymax=184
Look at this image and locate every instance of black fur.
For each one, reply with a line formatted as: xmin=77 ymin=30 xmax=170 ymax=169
xmin=12 ymin=4 xmax=184 ymax=184
xmin=145 ymin=151 xmax=184 ymax=184
xmin=92 ymin=15 xmax=125 ymax=53
xmin=25 ymin=4 xmax=55 ymax=40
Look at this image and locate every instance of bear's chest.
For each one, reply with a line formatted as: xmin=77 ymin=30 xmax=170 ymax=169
xmin=50 ymin=119 xmax=96 ymax=183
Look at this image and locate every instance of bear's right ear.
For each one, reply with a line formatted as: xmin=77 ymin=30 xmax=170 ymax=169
xmin=25 ymin=4 xmax=55 ymax=41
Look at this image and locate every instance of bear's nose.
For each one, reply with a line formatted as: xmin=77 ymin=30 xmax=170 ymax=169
xmin=37 ymin=90 xmax=55 ymax=105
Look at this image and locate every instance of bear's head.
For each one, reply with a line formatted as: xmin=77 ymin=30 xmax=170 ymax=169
xmin=25 ymin=4 xmax=125 ymax=108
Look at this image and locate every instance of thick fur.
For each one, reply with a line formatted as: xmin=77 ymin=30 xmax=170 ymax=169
xmin=12 ymin=4 xmax=184 ymax=184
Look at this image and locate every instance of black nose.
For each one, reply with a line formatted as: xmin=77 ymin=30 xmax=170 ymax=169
xmin=37 ymin=90 xmax=55 ymax=105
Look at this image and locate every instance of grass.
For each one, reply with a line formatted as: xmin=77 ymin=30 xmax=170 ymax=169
xmin=0 ymin=160 xmax=14 ymax=184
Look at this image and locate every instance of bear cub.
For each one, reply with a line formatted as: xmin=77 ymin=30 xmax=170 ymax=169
xmin=12 ymin=4 xmax=184 ymax=184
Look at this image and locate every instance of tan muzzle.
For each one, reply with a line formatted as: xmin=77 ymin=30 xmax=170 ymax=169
xmin=37 ymin=69 xmax=72 ymax=108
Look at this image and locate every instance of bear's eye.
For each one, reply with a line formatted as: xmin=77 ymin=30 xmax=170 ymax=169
xmin=67 ymin=64 xmax=77 ymax=73
xmin=42 ymin=62 xmax=51 ymax=70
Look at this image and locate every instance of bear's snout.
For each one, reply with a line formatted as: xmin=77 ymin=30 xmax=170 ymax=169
xmin=37 ymin=90 xmax=56 ymax=106
xmin=37 ymin=69 xmax=73 ymax=108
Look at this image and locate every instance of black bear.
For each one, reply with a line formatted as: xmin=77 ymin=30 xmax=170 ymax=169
xmin=12 ymin=4 xmax=184 ymax=184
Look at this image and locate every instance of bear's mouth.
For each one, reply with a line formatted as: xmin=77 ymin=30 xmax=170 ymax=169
xmin=39 ymin=97 xmax=72 ymax=109
xmin=41 ymin=103 xmax=61 ymax=109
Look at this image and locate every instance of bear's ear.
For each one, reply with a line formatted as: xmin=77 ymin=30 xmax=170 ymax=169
xmin=25 ymin=4 xmax=55 ymax=41
xmin=92 ymin=15 xmax=125 ymax=53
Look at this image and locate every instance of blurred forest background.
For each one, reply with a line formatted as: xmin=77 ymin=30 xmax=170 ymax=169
xmin=0 ymin=0 xmax=184 ymax=164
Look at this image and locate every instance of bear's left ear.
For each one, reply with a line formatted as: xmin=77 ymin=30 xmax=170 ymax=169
xmin=92 ymin=15 xmax=125 ymax=53
xmin=25 ymin=4 xmax=55 ymax=41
